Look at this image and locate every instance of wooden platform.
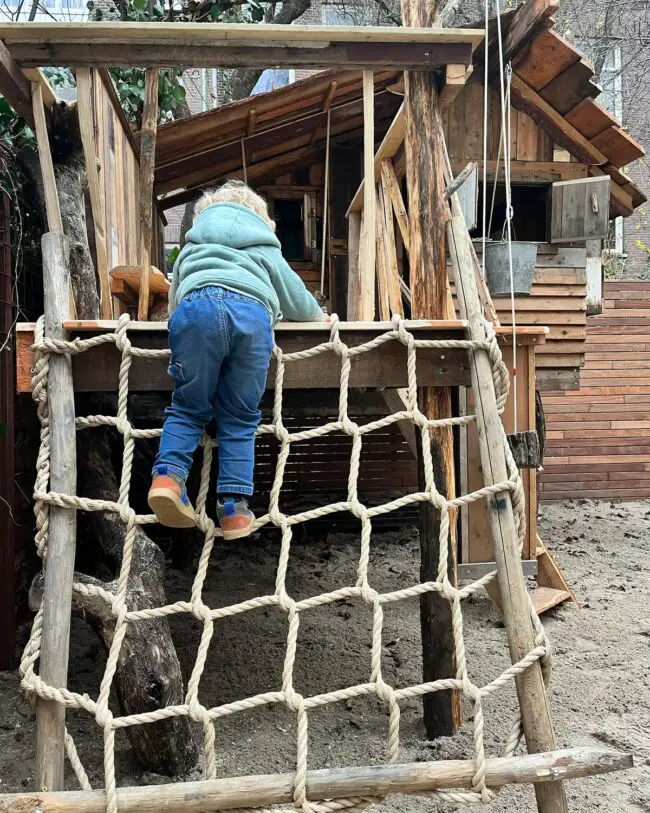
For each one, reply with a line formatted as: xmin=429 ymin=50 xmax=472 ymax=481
xmin=542 ymin=282 xmax=650 ymax=501
xmin=15 ymin=319 xmax=486 ymax=393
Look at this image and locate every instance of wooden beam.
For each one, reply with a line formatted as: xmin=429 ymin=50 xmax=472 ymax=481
xmin=31 ymin=82 xmax=62 ymax=234
xmin=137 ymin=69 xmax=160 ymax=322
xmin=444 ymin=129 xmax=569 ymax=811
xmin=346 ymin=103 xmax=404 ymax=215
xmin=402 ymin=0 xmax=459 ymax=739
xmin=495 ymin=0 xmax=559 ymax=73
xmin=440 ymin=63 xmax=472 ymax=109
xmin=246 ymin=108 xmax=256 ymax=138
xmin=111 ymin=265 xmax=170 ymax=296
xmin=346 ymin=210 xmax=362 ymax=320
xmin=0 ymin=23 xmax=481 ymax=69
xmin=375 ymin=187 xmax=390 ymax=321
xmin=0 ymin=40 xmax=34 ymax=126
xmin=451 ymin=159 xmax=589 ymax=183
xmin=21 ymin=68 xmax=56 ymax=108
xmin=76 ymin=68 xmax=112 ymax=319
xmin=359 ymin=71 xmax=376 ymax=321
xmin=509 ymin=74 xmax=608 ymax=166
xmin=0 ymin=749 xmax=632 ymax=813
xmin=378 ymin=176 xmax=403 ymax=317
xmin=0 ymin=192 xmax=14 ymax=670
xmin=15 ymin=320 xmax=473 ymax=394
xmin=381 ymin=159 xmax=410 ymax=255
xmin=36 ymin=232 xmax=77 ymax=793
xmin=323 ymin=80 xmax=338 ymax=112
xmin=31 ymin=80 xmax=76 ymax=319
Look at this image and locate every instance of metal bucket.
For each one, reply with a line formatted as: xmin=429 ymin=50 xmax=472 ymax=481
xmin=484 ymin=241 xmax=538 ymax=298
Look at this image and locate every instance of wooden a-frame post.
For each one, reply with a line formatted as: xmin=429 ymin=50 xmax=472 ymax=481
xmin=31 ymin=80 xmax=78 ymax=791
xmin=401 ymin=0 xmax=461 ymax=737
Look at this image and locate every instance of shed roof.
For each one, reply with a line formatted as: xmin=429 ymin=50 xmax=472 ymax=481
xmin=155 ymin=70 xmax=403 ymax=207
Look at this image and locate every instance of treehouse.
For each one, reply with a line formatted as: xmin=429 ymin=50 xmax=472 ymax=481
xmin=0 ymin=1 xmax=643 ymax=808
xmin=3 ymin=1 xmax=647 ymax=644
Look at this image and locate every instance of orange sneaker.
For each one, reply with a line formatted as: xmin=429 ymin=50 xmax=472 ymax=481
xmin=148 ymin=475 xmax=197 ymax=528
xmin=217 ymin=497 xmax=255 ymax=541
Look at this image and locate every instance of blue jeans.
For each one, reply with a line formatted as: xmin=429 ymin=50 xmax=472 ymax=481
xmin=154 ymin=286 xmax=273 ymax=496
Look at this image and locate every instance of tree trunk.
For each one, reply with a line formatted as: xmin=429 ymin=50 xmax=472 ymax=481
xmin=75 ymin=429 xmax=201 ymax=776
xmin=402 ymin=0 xmax=461 ymax=738
xmin=24 ymin=100 xmax=201 ymax=776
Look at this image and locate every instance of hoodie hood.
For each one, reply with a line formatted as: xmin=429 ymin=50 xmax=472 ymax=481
xmin=186 ymin=202 xmax=281 ymax=251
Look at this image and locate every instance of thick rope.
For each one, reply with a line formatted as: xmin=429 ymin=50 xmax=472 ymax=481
xmin=20 ymin=313 xmax=551 ymax=812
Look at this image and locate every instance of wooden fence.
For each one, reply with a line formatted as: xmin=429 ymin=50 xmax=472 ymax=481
xmin=542 ymin=281 xmax=650 ymax=501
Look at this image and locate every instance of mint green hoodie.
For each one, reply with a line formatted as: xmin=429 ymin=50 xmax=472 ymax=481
xmin=169 ymin=202 xmax=324 ymax=324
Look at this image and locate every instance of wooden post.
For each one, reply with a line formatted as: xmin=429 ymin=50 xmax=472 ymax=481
xmin=585 ymin=238 xmax=602 ymax=315
xmin=36 ymin=232 xmax=77 ymax=792
xmin=359 ymin=71 xmax=376 ymax=321
xmin=346 ymin=211 xmax=361 ymax=320
xmin=0 ymin=192 xmax=15 ymax=670
xmin=31 ymin=80 xmax=76 ymax=320
xmin=137 ymin=69 xmax=159 ymax=322
xmin=76 ymin=68 xmax=112 ymax=319
xmin=375 ymin=187 xmax=390 ymax=321
xmin=402 ymin=0 xmax=460 ymax=737
xmin=445 ymin=143 xmax=568 ymax=810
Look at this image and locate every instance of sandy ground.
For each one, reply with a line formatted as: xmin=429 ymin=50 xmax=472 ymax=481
xmin=0 ymin=499 xmax=649 ymax=811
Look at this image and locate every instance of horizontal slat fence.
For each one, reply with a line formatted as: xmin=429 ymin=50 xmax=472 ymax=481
xmin=542 ymin=281 xmax=650 ymax=500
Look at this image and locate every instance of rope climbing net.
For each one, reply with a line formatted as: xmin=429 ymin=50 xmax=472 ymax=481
xmin=20 ymin=313 xmax=552 ymax=812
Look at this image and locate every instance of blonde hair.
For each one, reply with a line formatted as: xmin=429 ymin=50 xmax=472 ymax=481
xmin=194 ymin=181 xmax=275 ymax=230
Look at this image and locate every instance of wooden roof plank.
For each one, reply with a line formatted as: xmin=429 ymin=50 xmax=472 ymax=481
xmin=512 ymin=30 xmax=579 ymax=91
xmin=498 ymin=0 xmax=559 ymax=68
xmin=509 ymin=73 xmax=607 ymax=165
xmin=589 ymin=125 xmax=645 ymax=168
xmin=155 ymin=93 xmax=400 ymax=195
xmin=564 ymin=97 xmax=618 ymax=139
xmin=538 ymin=58 xmax=599 ymax=115
xmin=154 ymin=70 xmax=399 ymax=168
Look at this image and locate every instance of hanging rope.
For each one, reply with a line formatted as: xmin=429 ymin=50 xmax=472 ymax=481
xmin=320 ymin=109 xmax=331 ymax=297
xmin=480 ymin=0 xmax=489 ymax=279
xmin=494 ymin=1 xmax=519 ymax=431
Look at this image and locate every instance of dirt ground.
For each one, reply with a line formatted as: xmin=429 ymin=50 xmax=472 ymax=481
xmin=0 ymin=499 xmax=648 ymax=811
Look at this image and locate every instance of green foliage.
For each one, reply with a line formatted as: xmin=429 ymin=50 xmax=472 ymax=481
xmin=41 ymin=67 xmax=76 ymax=89
xmin=106 ymin=66 xmax=187 ymax=124
xmin=85 ymin=0 xmax=269 ymax=124
xmin=0 ymin=97 xmax=34 ymax=157
xmin=87 ymin=0 xmax=190 ymax=124
xmin=166 ymin=245 xmax=180 ymax=272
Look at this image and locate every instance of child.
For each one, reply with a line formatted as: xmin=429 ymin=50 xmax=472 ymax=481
xmin=148 ymin=181 xmax=325 ymax=539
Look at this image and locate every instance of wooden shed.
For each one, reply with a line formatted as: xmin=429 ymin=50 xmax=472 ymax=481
xmin=149 ymin=8 xmax=645 ymax=394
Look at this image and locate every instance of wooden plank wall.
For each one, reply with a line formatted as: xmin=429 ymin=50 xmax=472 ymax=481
xmin=90 ymin=69 xmax=165 ymax=282
xmin=442 ymin=75 xmax=553 ymax=163
xmin=542 ymin=281 xmax=650 ymax=500
xmin=460 ymin=245 xmax=588 ymax=384
xmin=251 ymin=416 xmax=418 ymax=497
